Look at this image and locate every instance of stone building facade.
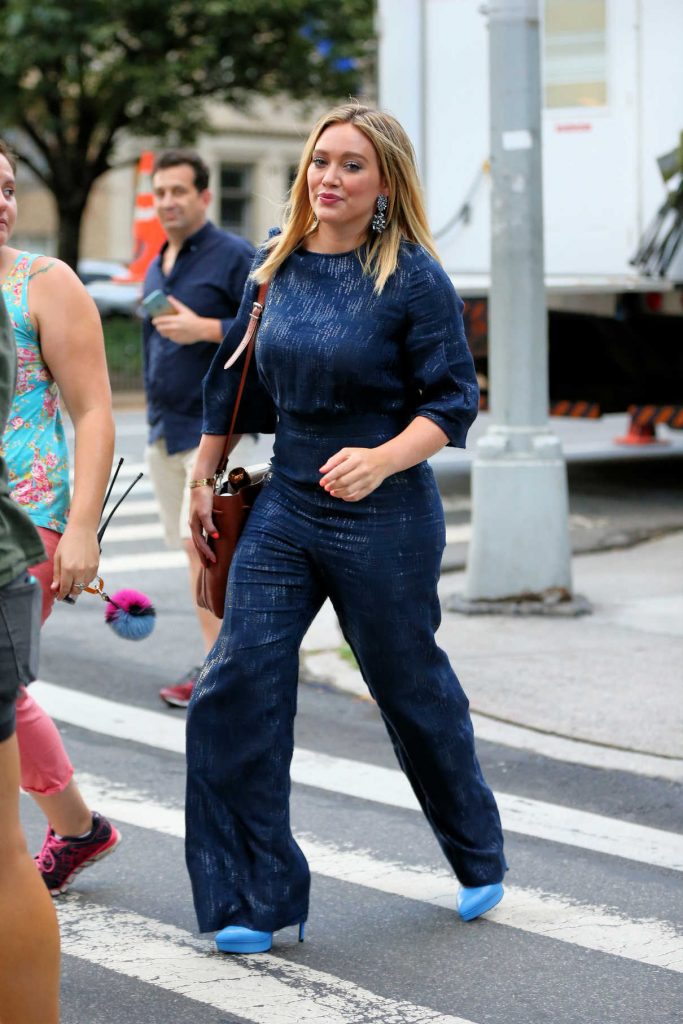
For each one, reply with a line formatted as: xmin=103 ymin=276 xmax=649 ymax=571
xmin=13 ymin=96 xmax=327 ymax=262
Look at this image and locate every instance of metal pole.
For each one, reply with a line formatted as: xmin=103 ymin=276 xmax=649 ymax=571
xmin=464 ymin=0 xmax=573 ymax=602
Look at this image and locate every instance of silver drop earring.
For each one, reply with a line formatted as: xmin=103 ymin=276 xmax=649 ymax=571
xmin=372 ymin=194 xmax=388 ymax=233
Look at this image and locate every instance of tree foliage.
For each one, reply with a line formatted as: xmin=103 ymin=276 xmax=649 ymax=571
xmin=0 ymin=0 xmax=375 ymax=264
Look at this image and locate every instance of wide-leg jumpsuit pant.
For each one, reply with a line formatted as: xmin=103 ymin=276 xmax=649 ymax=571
xmin=185 ymin=459 xmax=506 ymax=934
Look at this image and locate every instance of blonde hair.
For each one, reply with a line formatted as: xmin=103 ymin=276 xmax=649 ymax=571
xmin=254 ymin=102 xmax=440 ymax=293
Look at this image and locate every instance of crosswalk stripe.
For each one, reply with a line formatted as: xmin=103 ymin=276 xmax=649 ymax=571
xmin=84 ymin=500 xmax=683 ymax=786
xmin=98 ymin=550 xmax=187 ymax=572
xmin=295 ymin=748 xmax=683 ymax=872
xmin=96 ymin=500 xmax=468 ymax=546
xmin=72 ymin=772 xmax=683 ymax=973
xmin=107 ymin=461 xmax=147 ymax=478
xmin=97 ymin=522 xmax=165 ymax=542
xmin=444 ymin=524 xmax=471 ymax=544
xmin=100 ymin=521 xmax=469 ymax=549
xmin=98 ymin=533 xmax=472 ymax=564
xmin=103 ymin=499 xmax=159 ymax=518
xmin=31 ymin=681 xmax=683 ymax=872
xmin=107 ymin=478 xmax=154 ymax=497
xmin=57 ymin=895 xmax=475 ymax=1024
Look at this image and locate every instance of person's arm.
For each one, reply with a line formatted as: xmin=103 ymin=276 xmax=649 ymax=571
xmin=319 ymin=417 xmax=448 ymax=501
xmin=152 ymin=296 xmax=224 ymax=345
xmin=187 ymin=433 xmax=243 ymax=563
xmin=30 ymin=258 xmax=115 ymax=598
xmin=152 ymin=241 xmax=255 ymax=346
xmin=320 ymin=253 xmax=478 ymax=503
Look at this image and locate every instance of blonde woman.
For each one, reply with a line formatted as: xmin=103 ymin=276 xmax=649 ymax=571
xmin=187 ymin=103 xmax=506 ymax=953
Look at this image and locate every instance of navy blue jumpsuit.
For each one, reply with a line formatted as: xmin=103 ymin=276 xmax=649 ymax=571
xmin=185 ymin=240 xmax=506 ymax=934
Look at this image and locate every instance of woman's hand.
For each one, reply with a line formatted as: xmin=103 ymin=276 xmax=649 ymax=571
xmin=319 ymin=419 xmax=450 ymax=501
xmin=51 ymin=524 xmax=101 ymax=600
xmin=319 ymin=447 xmax=391 ymax=501
xmin=189 ymin=485 xmax=219 ymax=565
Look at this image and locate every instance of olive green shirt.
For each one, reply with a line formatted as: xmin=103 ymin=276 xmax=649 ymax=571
xmin=0 ymin=293 xmax=45 ymax=586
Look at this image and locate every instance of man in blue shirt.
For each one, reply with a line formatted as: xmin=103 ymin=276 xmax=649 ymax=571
xmin=143 ymin=149 xmax=254 ymax=706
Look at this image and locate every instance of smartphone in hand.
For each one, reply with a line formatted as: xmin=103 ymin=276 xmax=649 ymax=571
xmin=142 ymin=289 xmax=176 ymax=317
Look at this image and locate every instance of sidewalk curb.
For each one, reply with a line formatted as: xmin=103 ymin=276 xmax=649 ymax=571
xmin=299 ymin=650 xmax=683 ymax=781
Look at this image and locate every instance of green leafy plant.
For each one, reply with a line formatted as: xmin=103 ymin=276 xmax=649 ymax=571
xmin=0 ymin=0 xmax=375 ymax=267
xmin=102 ymin=316 xmax=143 ymax=391
xmin=338 ymin=642 xmax=359 ymax=669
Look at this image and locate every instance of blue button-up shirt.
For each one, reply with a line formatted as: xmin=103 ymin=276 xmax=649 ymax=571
xmin=143 ymin=221 xmax=254 ymax=454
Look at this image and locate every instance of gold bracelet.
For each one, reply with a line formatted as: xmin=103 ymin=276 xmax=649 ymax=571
xmin=188 ymin=476 xmax=216 ymax=489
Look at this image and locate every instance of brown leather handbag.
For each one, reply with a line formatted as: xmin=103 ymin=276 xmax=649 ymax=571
xmin=195 ymin=281 xmax=269 ymax=619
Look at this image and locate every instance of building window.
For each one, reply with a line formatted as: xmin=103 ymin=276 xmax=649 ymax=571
xmin=543 ymin=0 xmax=607 ymax=109
xmin=219 ymin=165 xmax=253 ymax=238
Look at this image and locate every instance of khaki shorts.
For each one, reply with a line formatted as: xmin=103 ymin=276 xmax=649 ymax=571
xmin=145 ymin=440 xmax=197 ymax=549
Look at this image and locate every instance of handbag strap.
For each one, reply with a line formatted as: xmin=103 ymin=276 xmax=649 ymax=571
xmin=214 ymin=280 xmax=270 ymax=481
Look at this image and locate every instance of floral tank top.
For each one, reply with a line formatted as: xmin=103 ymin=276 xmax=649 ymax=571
xmin=0 ymin=253 xmax=70 ymax=532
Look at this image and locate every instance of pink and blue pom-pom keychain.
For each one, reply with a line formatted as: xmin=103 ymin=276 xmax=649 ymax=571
xmin=69 ymin=458 xmax=156 ymax=641
xmin=81 ymin=577 xmax=155 ymax=641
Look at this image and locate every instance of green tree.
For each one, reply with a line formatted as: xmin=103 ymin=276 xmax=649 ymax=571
xmin=0 ymin=0 xmax=375 ymax=267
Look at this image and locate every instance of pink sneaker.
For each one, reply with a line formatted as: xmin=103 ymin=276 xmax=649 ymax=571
xmin=159 ymin=666 xmax=200 ymax=708
xmin=35 ymin=812 xmax=122 ymax=895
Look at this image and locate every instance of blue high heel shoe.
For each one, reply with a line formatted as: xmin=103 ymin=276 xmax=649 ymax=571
xmin=457 ymin=883 xmax=504 ymax=922
xmin=215 ymin=921 xmax=305 ymax=954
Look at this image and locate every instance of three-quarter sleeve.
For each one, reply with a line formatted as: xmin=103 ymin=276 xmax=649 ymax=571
xmin=201 ymin=254 xmax=277 ymax=437
xmin=404 ymin=256 xmax=479 ymax=448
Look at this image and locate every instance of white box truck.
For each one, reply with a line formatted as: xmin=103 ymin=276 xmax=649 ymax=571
xmin=378 ymin=0 xmax=683 ymax=428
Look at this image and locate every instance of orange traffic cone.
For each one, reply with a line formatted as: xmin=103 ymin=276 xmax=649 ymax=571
xmin=114 ymin=152 xmax=166 ymax=283
xmin=615 ymin=407 xmax=669 ymax=446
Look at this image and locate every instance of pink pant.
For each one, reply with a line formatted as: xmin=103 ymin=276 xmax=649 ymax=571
xmin=15 ymin=528 xmax=74 ymax=795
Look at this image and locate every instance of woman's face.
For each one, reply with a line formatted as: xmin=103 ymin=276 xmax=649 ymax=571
xmin=307 ymin=122 xmax=386 ymax=241
xmin=0 ymin=155 xmax=17 ymax=248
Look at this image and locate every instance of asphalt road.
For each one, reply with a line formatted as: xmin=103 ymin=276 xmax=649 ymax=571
xmin=20 ymin=408 xmax=683 ymax=1023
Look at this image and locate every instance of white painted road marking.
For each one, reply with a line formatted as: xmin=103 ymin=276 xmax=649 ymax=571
xmin=98 ymin=521 xmax=165 ymax=542
xmin=100 ymin=508 xmax=471 ymax=547
xmin=98 ymin=549 xmax=187 ymax=573
xmin=444 ymin=524 xmax=471 ymax=545
xmin=99 ymin=498 xmax=159 ymax=518
xmin=58 ymin=896 xmax=476 ymax=1024
xmin=75 ymin=498 xmax=683 ymax=783
xmin=72 ymin=773 xmax=683 ymax=973
xmin=106 ymin=460 xmax=148 ymax=478
xmin=101 ymin=531 xmax=471 ymax=563
xmin=31 ymin=682 xmax=683 ymax=872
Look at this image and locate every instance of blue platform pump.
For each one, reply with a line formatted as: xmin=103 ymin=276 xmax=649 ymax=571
xmin=215 ymin=922 xmax=305 ymax=954
xmin=457 ymin=883 xmax=504 ymax=922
